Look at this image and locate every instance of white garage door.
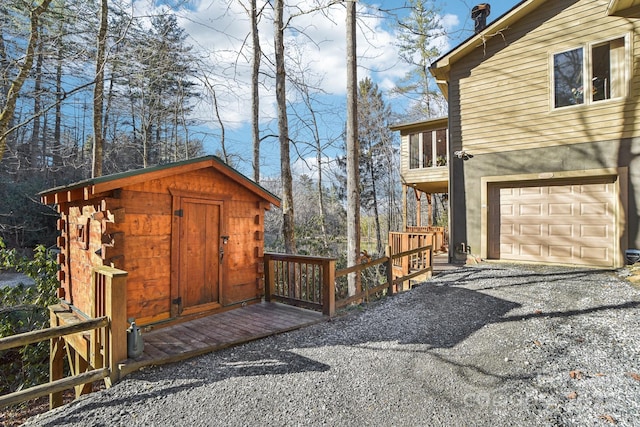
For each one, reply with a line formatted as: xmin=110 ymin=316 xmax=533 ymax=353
xmin=488 ymin=177 xmax=617 ymax=267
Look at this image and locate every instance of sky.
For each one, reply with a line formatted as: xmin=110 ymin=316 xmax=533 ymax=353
xmin=135 ymin=0 xmax=521 ymax=178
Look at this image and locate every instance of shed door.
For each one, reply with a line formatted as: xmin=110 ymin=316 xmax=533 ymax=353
xmin=488 ymin=178 xmax=617 ymax=267
xmin=176 ymin=198 xmax=222 ymax=316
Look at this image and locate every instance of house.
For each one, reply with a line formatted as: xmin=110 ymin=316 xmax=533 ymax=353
xmin=40 ymin=156 xmax=280 ymax=327
xmin=429 ymin=0 xmax=640 ymax=267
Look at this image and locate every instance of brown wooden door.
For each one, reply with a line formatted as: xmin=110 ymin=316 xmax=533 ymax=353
xmin=177 ymin=198 xmax=222 ymax=315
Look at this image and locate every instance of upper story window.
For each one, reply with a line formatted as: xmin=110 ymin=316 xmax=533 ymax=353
xmin=409 ymin=128 xmax=448 ymax=169
xmin=553 ymin=36 xmax=626 ymax=108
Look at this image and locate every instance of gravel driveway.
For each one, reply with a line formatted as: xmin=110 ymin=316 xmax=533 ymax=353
xmin=22 ymin=263 xmax=640 ymax=426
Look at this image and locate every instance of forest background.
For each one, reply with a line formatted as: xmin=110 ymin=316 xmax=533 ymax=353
xmin=0 ymin=0 xmax=515 ymax=257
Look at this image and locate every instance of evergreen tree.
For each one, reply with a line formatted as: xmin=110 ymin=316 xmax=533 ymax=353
xmin=394 ymin=0 xmax=446 ymax=119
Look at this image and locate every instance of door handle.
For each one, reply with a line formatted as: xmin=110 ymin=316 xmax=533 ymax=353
xmin=220 ymin=247 xmax=224 ymax=263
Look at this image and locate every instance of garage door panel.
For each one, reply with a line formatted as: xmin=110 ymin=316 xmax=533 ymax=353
xmin=488 ymin=177 xmax=616 ymax=267
xmin=519 ymin=187 xmax=543 ymax=195
xmin=519 ymin=204 xmax=543 ymax=215
xmin=549 ymin=185 xmax=573 ymax=194
xmin=581 ymin=224 xmax=608 ymax=238
xmin=521 ymin=244 xmax=543 ymax=256
xmin=548 ymin=224 xmax=573 ymax=236
xmin=500 ymin=243 xmax=515 ymax=255
xmin=549 ymin=246 xmax=573 ymax=257
xmin=549 ymin=203 xmax=572 ymax=215
xmin=580 ymin=247 xmax=609 ymax=260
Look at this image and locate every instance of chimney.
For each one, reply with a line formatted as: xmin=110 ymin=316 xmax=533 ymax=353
xmin=472 ymin=3 xmax=491 ymax=34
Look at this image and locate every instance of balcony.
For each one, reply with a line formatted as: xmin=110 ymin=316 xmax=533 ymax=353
xmin=391 ymin=117 xmax=449 ymax=193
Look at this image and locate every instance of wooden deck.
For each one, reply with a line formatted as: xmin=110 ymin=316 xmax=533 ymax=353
xmin=432 ymin=252 xmax=462 ymax=274
xmin=118 ymin=302 xmax=326 ymax=377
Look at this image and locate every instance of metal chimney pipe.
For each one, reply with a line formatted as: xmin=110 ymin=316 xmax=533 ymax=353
xmin=472 ymin=3 xmax=491 ymax=34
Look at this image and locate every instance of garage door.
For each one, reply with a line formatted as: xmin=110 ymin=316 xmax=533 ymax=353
xmin=488 ymin=177 xmax=617 ymax=267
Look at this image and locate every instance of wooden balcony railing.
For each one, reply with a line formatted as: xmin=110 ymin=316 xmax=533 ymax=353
xmin=404 ymin=226 xmax=447 ymax=252
xmin=264 ymin=245 xmax=433 ymax=318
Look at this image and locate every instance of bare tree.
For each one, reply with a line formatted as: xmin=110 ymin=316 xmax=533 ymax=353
xmin=92 ymin=0 xmax=108 ymax=177
xmin=345 ymin=0 xmax=360 ymax=296
xmin=0 ymin=0 xmax=53 ymax=162
xmin=250 ymin=0 xmax=262 ymax=183
xmin=273 ymin=0 xmax=296 ymax=254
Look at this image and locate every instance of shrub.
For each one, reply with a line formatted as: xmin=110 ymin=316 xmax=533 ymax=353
xmin=0 ymin=239 xmax=59 ymax=395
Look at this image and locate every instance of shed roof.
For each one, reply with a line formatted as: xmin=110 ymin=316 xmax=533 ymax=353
xmin=40 ymin=155 xmax=281 ymax=207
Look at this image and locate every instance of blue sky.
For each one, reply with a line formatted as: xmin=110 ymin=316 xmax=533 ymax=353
xmin=140 ymin=0 xmax=522 ymax=178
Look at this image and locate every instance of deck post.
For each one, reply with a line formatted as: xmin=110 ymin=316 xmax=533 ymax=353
xmin=322 ymin=259 xmax=336 ymax=317
xmin=401 ymin=234 xmax=409 ymax=290
xmin=385 ymin=246 xmax=395 ymax=296
xmin=49 ymin=305 xmax=65 ymax=409
xmin=264 ymin=253 xmax=274 ymax=302
xmin=97 ymin=266 xmax=128 ymax=387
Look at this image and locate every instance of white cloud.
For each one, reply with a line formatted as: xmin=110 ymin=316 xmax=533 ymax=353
xmin=125 ymin=0 xmax=457 ymax=144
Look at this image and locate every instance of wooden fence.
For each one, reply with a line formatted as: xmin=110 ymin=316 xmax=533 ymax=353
xmin=0 ymin=266 xmax=127 ymax=410
xmin=0 ymin=316 xmax=109 ymax=409
xmin=264 ymin=244 xmax=433 ymax=317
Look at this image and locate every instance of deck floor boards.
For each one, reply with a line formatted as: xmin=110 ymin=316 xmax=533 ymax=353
xmin=119 ymin=302 xmax=326 ymax=376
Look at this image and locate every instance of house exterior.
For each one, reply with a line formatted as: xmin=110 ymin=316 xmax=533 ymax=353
xmin=430 ymin=0 xmax=640 ymax=267
xmin=40 ymin=156 xmax=280 ymax=327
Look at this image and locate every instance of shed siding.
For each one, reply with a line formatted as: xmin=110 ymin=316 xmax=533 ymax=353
xmin=449 ymin=0 xmax=640 ymax=155
xmin=117 ymin=168 xmax=267 ymax=323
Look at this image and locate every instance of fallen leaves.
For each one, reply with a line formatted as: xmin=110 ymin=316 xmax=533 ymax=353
xmin=628 ymin=372 xmax=640 ymax=382
xmin=569 ymin=370 xmax=584 ymax=380
xmin=598 ymin=414 xmax=617 ymax=424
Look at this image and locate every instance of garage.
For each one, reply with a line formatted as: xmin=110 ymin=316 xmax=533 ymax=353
xmin=487 ymin=177 xmax=618 ymax=267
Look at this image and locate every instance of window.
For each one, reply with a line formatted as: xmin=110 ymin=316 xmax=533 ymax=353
xmin=435 ymin=129 xmax=447 ymax=166
xmin=553 ymin=36 xmax=626 ymax=108
xmin=408 ymin=128 xmax=448 ymax=169
xmin=409 ymin=133 xmax=420 ymax=169
xmin=422 ymin=132 xmax=433 ymax=167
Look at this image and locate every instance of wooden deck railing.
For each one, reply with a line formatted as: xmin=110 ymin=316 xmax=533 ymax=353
xmin=389 ymin=231 xmax=435 ymax=279
xmin=404 ymin=226 xmax=448 ymax=252
xmin=0 ymin=266 xmax=128 ymax=410
xmin=0 ymin=316 xmax=110 ymax=409
xmin=264 ymin=245 xmax=433 ymax=317
xmin=264 ymin=253 xmax=336 ymax=316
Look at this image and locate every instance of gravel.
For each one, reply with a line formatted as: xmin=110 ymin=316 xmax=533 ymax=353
xmin=20 ymin=263 xmax=640 ymax=427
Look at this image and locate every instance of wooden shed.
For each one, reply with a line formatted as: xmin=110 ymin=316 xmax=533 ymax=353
xmin=40 ymin=156 xmax=280 ymax=327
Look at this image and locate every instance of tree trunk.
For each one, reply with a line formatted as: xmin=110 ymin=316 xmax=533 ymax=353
xmin=369 ymin=155 xmax=382 ymax=255
xmin=317 ymin=146 xmax=329 ymax=251
xmin=29 ymin=42 xmax=44 ymax=168
xmin=274 ymin=0 xmax=296 ymax=254
xmin=0 ymin=0 xmax=53 ymax=162
xmin=92 ymin=0 xmax=108 ymax=177
xmin=251 ymin=0 xmax=261 ymax=183
xmin=53 ymin=35 xmax=63 ymax=168
xmin=345 ymin=0 xmax=360 ymax=296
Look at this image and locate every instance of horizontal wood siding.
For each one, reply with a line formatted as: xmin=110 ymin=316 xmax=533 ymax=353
xmin=450 ymin=0 xmax=640 ymax=154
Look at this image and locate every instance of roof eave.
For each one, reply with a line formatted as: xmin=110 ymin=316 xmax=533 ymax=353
xmin=40 ymin=156 xmax=281 ymax=208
